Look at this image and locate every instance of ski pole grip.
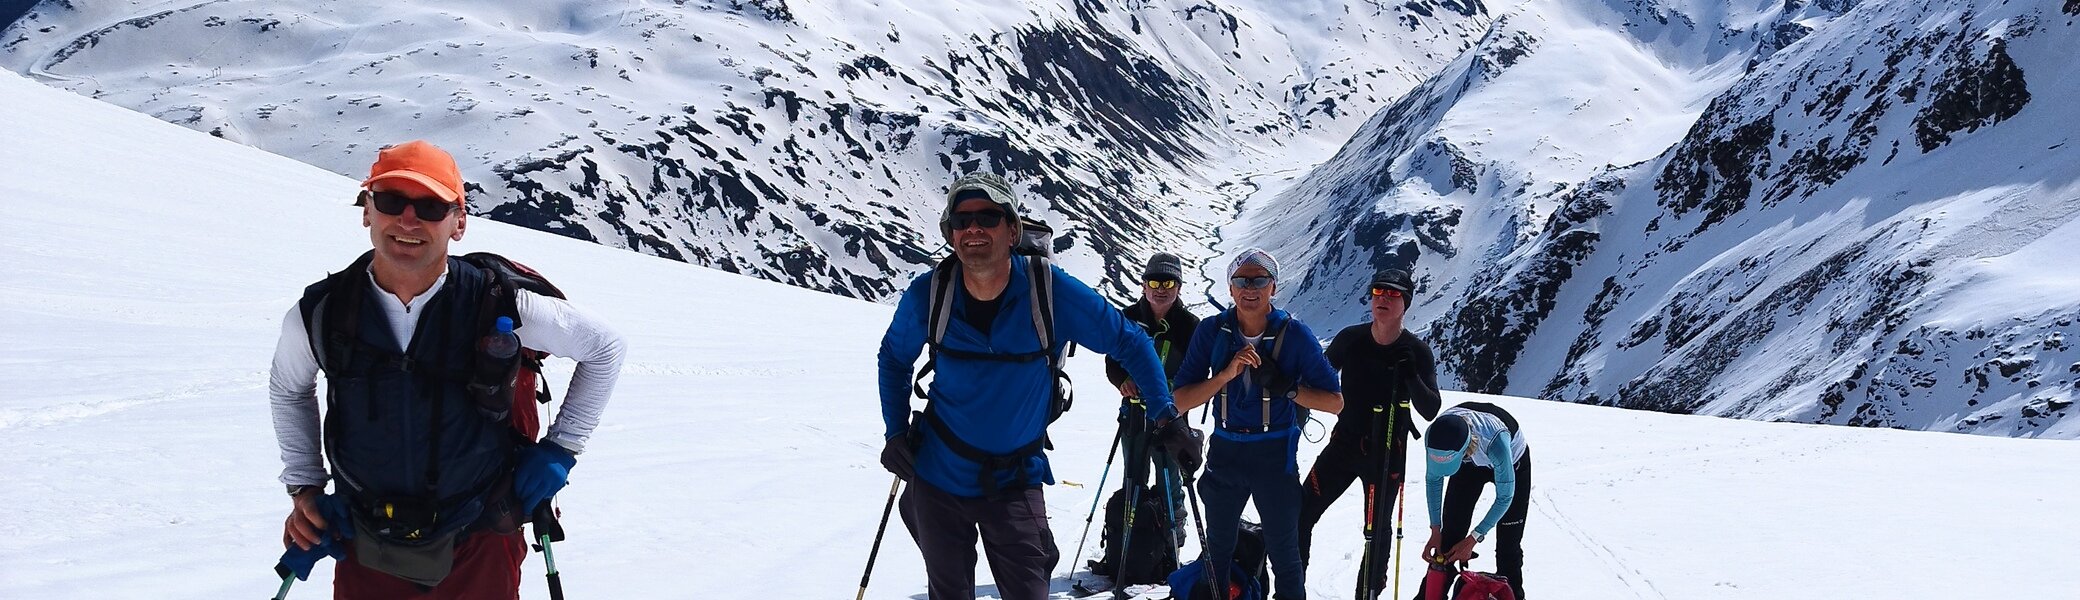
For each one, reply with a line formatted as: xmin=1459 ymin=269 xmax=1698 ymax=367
xmin=532 ymin=499 xmax=566 ymax=543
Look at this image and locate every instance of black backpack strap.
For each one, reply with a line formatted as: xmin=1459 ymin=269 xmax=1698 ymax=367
xmin=920 ymin=406 xmax=1046 ymax=498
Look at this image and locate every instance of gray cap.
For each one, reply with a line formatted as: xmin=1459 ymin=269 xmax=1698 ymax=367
xmin=940 ymin=172 xmax=1022 ymax=239
xmin=1143 ymin=252 xmax=1184 ymax=281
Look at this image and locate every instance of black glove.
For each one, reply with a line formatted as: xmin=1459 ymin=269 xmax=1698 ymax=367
xmin=1256 ymin=359 xmax=1297 ymax=401
xmin=881 ymin=430 xmax=918 ymax=482
xmin=1153 ymin=418 xmax=1204 ymax=475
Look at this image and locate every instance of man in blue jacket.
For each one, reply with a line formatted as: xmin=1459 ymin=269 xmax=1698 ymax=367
xmin=1173 ymin=248 xmax=1343 ymax=600
xmin=877 ymin=172 xmax=1195 ymax=600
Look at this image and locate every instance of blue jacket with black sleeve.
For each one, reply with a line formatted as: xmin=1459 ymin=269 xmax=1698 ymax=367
xmin=878 ymin=255 xmax=1177 ymax=498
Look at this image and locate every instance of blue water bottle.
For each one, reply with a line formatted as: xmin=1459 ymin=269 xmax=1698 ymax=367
xmin=483 ymin=316 xmax=520 ymax=360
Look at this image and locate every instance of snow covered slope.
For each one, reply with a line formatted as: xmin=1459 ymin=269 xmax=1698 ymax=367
xmin=1 ymin=0 xmax=1500 ymax=301
xmin=1224 ymin=0 xmax=2080 ymax=438
xmin=6 ymin=70 xmax=2080 ymax=599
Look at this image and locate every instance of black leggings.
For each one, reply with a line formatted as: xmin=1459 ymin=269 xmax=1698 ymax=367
xmin=1297 ymin=437 xmax=1409 ymax=599
xmin=1424 ymin=448 xmax=1532 ymax=600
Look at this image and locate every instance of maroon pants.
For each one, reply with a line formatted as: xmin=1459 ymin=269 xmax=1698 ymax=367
xmin=334 ymin=530 xmax=526 ymax=600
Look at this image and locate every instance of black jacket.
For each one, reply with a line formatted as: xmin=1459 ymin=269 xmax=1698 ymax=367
xmin=1105 ymin=298 xmax=1201 ymax=390
xmin=1321 ymin=324 xmax=1442 ymax=458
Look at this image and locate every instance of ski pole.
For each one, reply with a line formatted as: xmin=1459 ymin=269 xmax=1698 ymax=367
xmin=1066 ymin=418 xmax=1126 ymax=581
xmin=532 ymin=500 xmax=568 ymax=600
xmin=1157 ymin=461 xmax=1184 ymax=580
xmin=1391 ymin=398 xmax=1411 ymax=600
xmin=270 ymin=570 xmax=294 ymax=600
xmin=1182 ymin=473 xmax=1220 ymax=599
xmin=857 ymin=475 xmax=902 ymax=600
xmin=1112 ymin=400 xmax=1149 ymax=599
xmin=1357 ymin=405 xmax=1382 ymax=599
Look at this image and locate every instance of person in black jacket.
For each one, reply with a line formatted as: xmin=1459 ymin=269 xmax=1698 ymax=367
xmin=1296 ymin=268 xmax=1442 ymax=599
xmin=1103 ymin=252 xmax=1202 ymax=548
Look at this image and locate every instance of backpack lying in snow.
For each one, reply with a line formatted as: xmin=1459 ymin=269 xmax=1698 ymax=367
xmin=1450 ymin=571 xmax=1516 ymax=600
xmin=1166 ymin=558 xmax=1265 ymax=600
xmin=1420 ymin=564 xmax=1516 ymax=600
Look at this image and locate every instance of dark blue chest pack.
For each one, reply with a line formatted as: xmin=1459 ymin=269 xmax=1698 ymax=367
xmin=1207 ymin=313 xmax=1304 ymax=434
xmin=908 ymin=253 xmax=1074 ymax=497
xmin=297 ymin=251 xmax=563 ymax=542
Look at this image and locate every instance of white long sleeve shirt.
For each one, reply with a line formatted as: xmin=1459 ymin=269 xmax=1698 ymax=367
xmin=269 ymin=269 xmax=627 ymax=487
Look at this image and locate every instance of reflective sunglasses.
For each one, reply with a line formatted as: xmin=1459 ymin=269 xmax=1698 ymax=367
xmin=1229 ymin=275 xmax=1274 ymax=290
xmin=362 ymin=190 xmax=459 ymax=221
xmin=1145 ymin=279 xmax=1180 ymax=290
xmin=1370 ymin=286 xmax=1406 ymax=298
xmin=948 ymin=210 xmax=1007 ymax=230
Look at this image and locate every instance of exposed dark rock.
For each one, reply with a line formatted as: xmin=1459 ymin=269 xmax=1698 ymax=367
xmin=1655 ymin=108 xmax=1775 ymax=233
xmin=1914 ymin=37 xmax=2029 ymax=152
xmin=1436 ymin=176 xmax=1616 ymax=393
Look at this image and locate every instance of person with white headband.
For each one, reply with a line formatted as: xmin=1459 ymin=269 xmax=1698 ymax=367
xmin=1171 ymin=247 xmax=1344 ymax=599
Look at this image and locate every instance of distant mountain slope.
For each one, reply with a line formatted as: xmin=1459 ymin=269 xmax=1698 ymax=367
xmin=2 ymin=0 xmax=1500 ymax=300
xmin=1231 ymin=0 xmax=2080 ymax=438
xmin=7 ymin=69 xmax=2080 ymax=599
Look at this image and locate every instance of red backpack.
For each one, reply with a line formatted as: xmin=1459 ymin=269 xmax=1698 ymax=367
xmin=457 ymin=252 xmax=566 ymax=442
xmin=1451 ymin=571 xmax=1515 ymax=600
xmin=1421 ymin=564 xmax=1516 ymax=600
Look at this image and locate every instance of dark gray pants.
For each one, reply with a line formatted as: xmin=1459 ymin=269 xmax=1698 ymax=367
xmin=900 ymin=480 xmax=1060 ymax=600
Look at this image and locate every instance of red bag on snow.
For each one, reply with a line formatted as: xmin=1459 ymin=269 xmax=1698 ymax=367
xmin=1419 ymin=564 xmax=1516 ymax=600
xmin=1451 ymin=570 xmax=1515 ymax=600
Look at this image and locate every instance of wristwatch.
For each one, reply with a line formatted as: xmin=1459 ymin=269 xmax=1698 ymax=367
xmin=1474 ymin=531 xmax=1488 ymax=543
xmin=287 ymin=484 xmax=319 ymax=497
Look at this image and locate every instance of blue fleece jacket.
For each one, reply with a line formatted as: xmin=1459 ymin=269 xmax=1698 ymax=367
xmin=1174 ymin=308 xmax=1340 ymax=440
xmin=879 ymin=255 xmax=1176 ymax=498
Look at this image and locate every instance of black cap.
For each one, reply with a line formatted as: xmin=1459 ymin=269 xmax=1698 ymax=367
xmin=1425 ymin=413 xmax=1469 ymax=453
xmin=1370 ymin=268 xmax=1414 ymax=306
xmin=1143 ymin=252 xmax=1184 ymax=281
xmin=1370 ymin=268 xmax=1414 ymax=293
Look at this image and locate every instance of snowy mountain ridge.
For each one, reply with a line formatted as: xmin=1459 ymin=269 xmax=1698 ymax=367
xmin=5 ymin=0 xmax=2076 ymax=439
xmin=1 ymin=0 xmax=1500 ymax=300
xmin=5 ymin=67 xmax=2080 ymax=599
xmin=1220 ymin=0 xmax=2080 ymax=438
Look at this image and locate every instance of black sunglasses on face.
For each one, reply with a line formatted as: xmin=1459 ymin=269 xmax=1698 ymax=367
xmin=948 ymin=210 xmax=1007 ymax=230
xmin=1230 ymin=275 xmax=1274 ymax=290
xmin=363 ymin=190 xmax=459 ymax=221
xmin=1145 ymin=279 xmax=1180 ymax=290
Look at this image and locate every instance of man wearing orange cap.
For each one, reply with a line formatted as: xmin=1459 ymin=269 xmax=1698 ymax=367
xmin=268 ymin=141 xmax=627 ymax=598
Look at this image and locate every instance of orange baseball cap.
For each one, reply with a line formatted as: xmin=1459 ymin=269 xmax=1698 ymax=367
xmin=362 ymin=140 xmax=465 ymax=205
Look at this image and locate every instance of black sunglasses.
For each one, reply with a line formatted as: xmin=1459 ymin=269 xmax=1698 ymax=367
xmin=1230 ymin=276 xmax=1274 ymax=290
xmin=362 ymin=190 xmax=459 ymax=221
xmin=948 ymin=210 xmax=1007 ymax=230
xmin=1145 ymin=279 xmax=1180 ymax=290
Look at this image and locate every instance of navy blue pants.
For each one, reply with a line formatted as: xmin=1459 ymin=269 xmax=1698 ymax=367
xmin=1199 ymin=433 xmax=1306 ymax=600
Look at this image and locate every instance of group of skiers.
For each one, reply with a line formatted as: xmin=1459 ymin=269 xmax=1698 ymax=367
xmin=876 ymin=171 xmax=1535 ymax=600
xmin=263 ymin=141 xmax=1527 ymax=600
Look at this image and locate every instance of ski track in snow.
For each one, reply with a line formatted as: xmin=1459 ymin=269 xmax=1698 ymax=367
xmin=1536 ymin=489 xmax=1666 ymax=600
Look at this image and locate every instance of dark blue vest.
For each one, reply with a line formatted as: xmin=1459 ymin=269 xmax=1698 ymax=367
xmin=298 ymin=253 xmax=516 ymax=540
